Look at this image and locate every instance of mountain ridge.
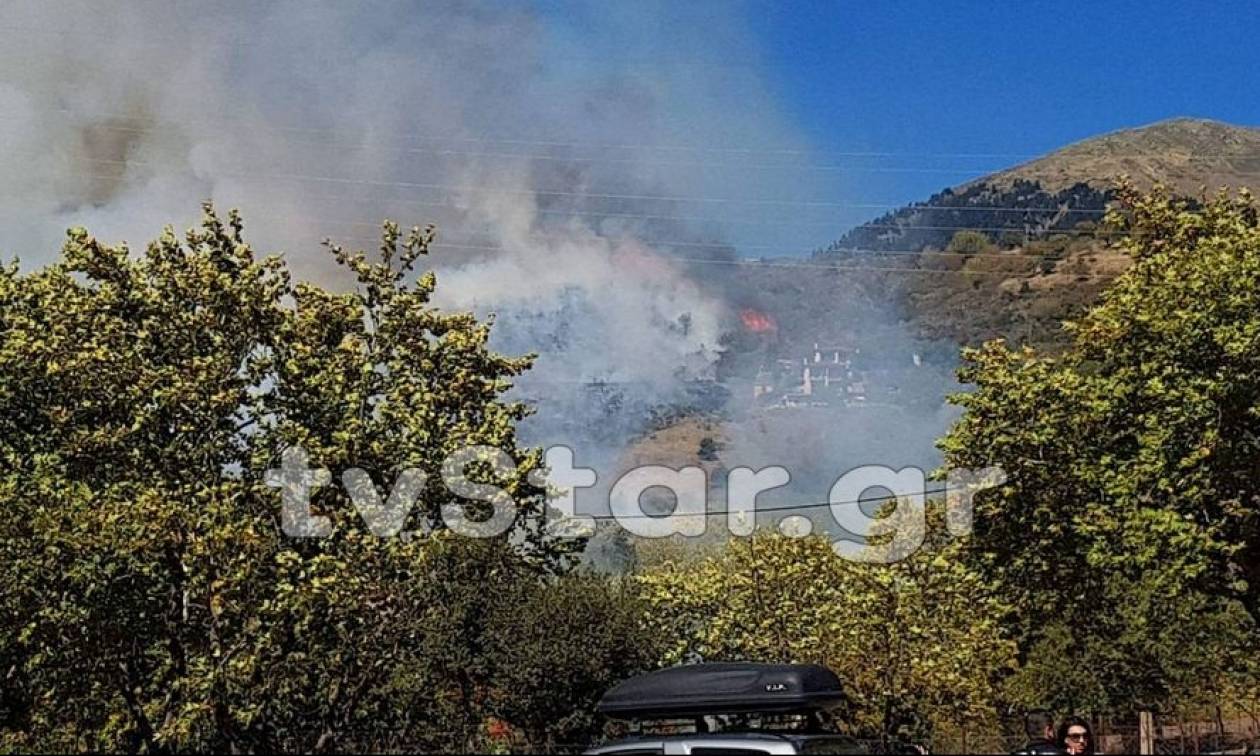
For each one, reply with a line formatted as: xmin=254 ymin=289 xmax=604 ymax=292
xmin=814 ymin=117 xmax=1260 ymax=349
xmin=823 ymin=117 xmax=1260 ymax=259
xmin=976 ymin=117 xmax=1260 ymax=195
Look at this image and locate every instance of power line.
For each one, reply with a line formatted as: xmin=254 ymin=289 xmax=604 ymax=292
xmin=289 ymin=237 xmax=1118 ymax=277
xmin=201 ymin=207 xmax=1128 ymax=250
xmin=13 ymin=117 xmax=1011 ymax=176
xmin=53 ymin=157 xmax=1122 ymax=213
xmin=426 ymin=242 xmax=1102 ymax=262
xmin=58 ymin=197 xmax=1104 ymax=273
xmin=421 ymin=240 xmax=1106 ymax=262
xmin=268 ymin=227 xmax=1107 ymax=270
xmin=0 ymin=174 xmax=1124 ymax=253
xmin=572 ymin=486 xmax=960 ymax=521
xmin=0 ymin=108 xmax=1037 ymax=161
xmin=305 ymin=206 xmax=1121 ymax=236
xmin=162 ymin=207 xmax=1115 ymax=258
xmin=460 ymin=251 xmax=1118 ymax=277
xmin=28 ymin=171 xmax=1130 ymax=238
xmin=14 ymin=201 xmax=1116 ymax=272
xmin=13 ymin=107 xmax=1260 ymax=163
xmin=20 ymin=170 xmax=1114 ymax=230
xmin=5 ymin=169 xmax=1128 ymax=273
xmin=252 ymin=201 xmax=1131 ymax=239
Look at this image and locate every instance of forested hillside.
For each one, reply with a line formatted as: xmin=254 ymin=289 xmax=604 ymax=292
xmin=812 ymin=118 xmax=1260 ymax=349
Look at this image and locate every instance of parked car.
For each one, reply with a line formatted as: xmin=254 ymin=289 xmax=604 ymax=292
xmin=586 ymin=663 xmax=886 ymax=755
xmin=585 ymin=731 xmax=868 ymax=755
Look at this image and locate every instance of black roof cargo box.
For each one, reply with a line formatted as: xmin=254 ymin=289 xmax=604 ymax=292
xmin=596 ymin=663 xmax=846 ymax=719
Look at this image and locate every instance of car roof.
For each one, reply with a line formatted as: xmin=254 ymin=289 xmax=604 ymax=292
xmin=597 ymin=663 xmax=846 ymax=720
xmin=584 ymin=731 xmax=865 ymax=755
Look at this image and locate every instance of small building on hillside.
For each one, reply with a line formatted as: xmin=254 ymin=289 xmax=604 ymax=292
xmin=755 ymin=343 xmax=867 ymax=407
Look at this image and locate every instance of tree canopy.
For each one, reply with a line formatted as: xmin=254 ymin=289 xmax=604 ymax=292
xmin=6 ymin=186 xmax=1260 ymax=752
xmin=636 ymin=525 xmax=1016 ymax=747
xmin=939 ymin=184 xmax=1260 ymax=714
xmin=0 ymin=207 xmax=606 ymax=752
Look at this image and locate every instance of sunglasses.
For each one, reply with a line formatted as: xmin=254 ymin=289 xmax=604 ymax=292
xmin=1066 ymin=731 xmax=1089 ymax=741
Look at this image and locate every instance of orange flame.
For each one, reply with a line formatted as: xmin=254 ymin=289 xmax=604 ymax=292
xmin=739 ymin=308 xmax=776 ymax=334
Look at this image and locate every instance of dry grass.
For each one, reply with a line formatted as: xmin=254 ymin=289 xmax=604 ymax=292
xmin=979 ymin=117 xmax=1260 ymax=196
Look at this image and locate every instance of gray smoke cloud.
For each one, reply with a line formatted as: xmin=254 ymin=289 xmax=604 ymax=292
xmin=0 ymin=1 xmax=960 ymax=540
xmin=0 ymin=0 xmax=828 ymax=258
xmin=0 ymin=0 xmax=815 ymax=410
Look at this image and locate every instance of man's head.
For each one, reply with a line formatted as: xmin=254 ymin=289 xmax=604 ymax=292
xmin=1025 ymin=709 xmax=1055 ymax=741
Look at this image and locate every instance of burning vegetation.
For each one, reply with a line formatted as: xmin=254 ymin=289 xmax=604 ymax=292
xmin=739 ymin=307 xmax=777 ymax=334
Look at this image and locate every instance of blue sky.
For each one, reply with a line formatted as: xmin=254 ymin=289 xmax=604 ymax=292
xmin=753 ymin=0 xmax=1260 ymax=202
xmin=530 ymin=0 xmax=1260 ymax=253
xmin=6 ymin=1 xmax=1259 ymax=261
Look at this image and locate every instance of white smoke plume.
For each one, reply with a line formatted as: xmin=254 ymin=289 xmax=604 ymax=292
xmin=0 ymin=0 xmax=835 ymax=448
xmin=1 ymin=1 xmax=966 ymax=548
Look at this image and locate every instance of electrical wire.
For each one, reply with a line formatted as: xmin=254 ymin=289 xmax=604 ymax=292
xmin=11 ymin=107 xmax=1260 ymax=163
xmin=34 ymin=154 xmax=1120 ymax=212
xmin=567 ymin=486 xmax=962 ymax=521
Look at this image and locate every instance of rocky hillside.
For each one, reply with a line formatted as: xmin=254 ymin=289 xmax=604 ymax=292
xmin=821 ymin=179 xmax=1110 ymax=259
xmin=818 ymin=118 xmax=1260 ymax=348
xmin=981 ymin=117 xmax=1260 ymax=195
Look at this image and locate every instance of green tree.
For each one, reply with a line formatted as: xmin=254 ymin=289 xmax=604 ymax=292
xmin=938 ymin=184 xmax=1260 ymax=711
xmin=0 ymin=207 xmax=581 ymax=752
xmin=946 ymin=230 xmax=994 ymax=256
xmin=636 ymin=525 xmax=1016 ymax=747
xmin=480 ymin=573 xmax=663 ymax=751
